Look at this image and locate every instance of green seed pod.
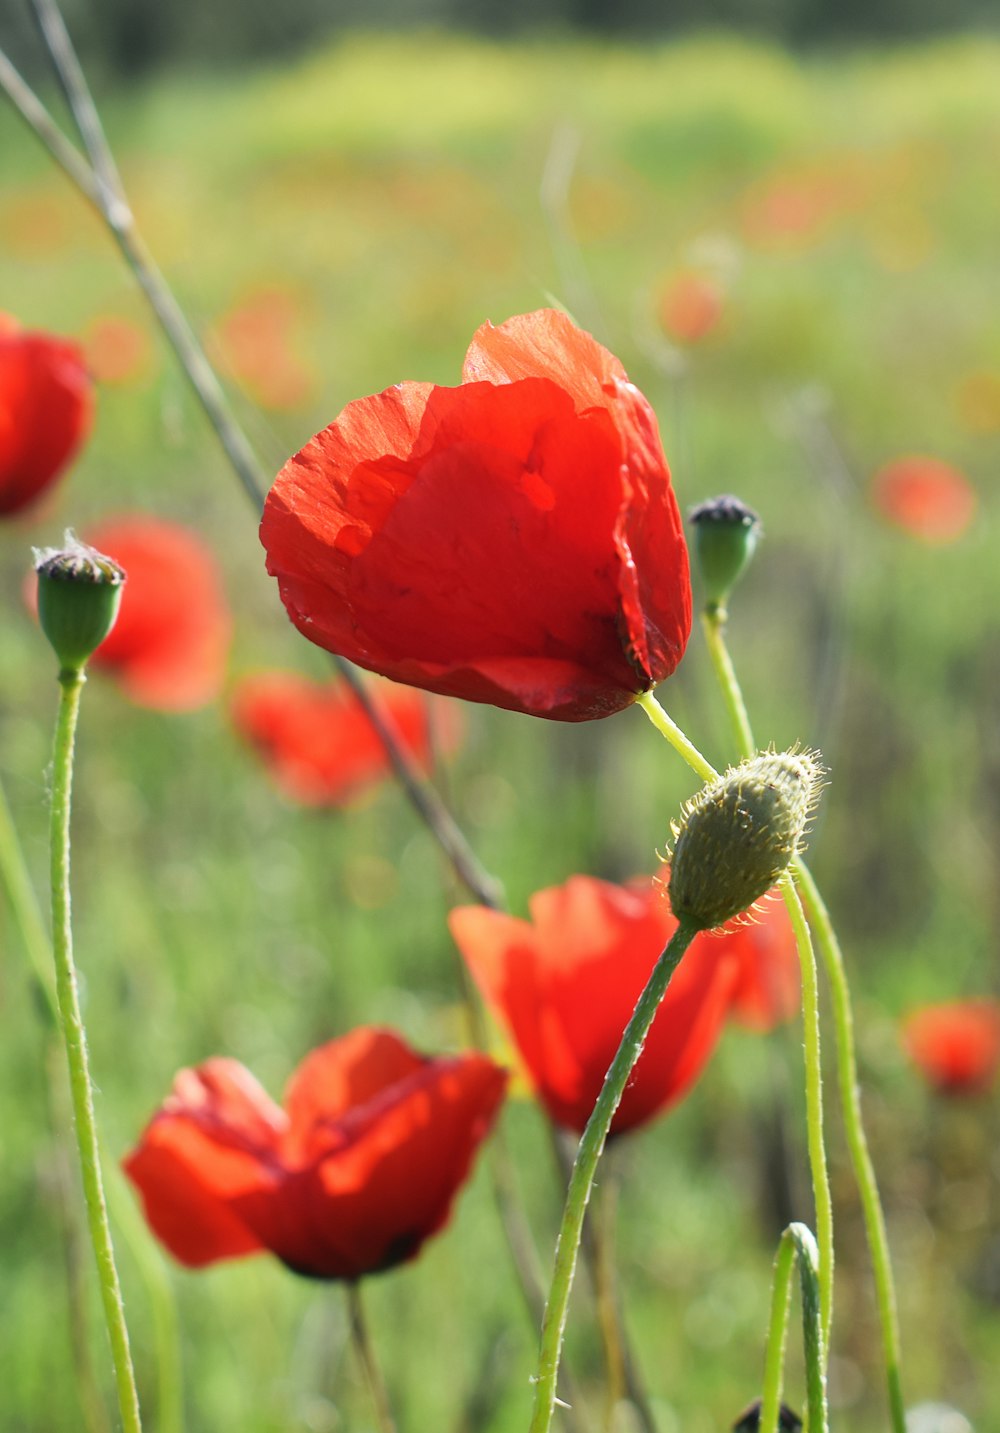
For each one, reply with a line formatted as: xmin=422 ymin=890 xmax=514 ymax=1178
xmin=668 ymin=749 xmax=824 ymax=931
xmin=688 ymin=494 xmax=761 ymax=614
xmin=35 ymin=531 xmax=125 ymax=675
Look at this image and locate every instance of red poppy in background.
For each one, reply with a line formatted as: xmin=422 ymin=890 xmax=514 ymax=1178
xmin=871 ymin=456 xmax=977 ymax=544
xmin=83 ymin=315 xmax=153 ymax=387
xmin=262 ymin=308 xmax=691 ymax=722
xmin=123 ymin=1027 xmax=507 ymax=1279
xmin=449 ymin=876 xmax=736 ymax=1136
xmin=657 ymin=271 xmax=725 ymax=345
xmin=0 ymin=313 xmax=93 ymax=517
xmin=85 ymin=516 xmax=232 ymax=710
xmin=230 ymin=671 xmax=460 ymax=806
xmin=903 ymin=1001 xmax=1000 ymax=1096
xmin=722 ymin=899 xmax=800 ymax=1033
xmin=211 ymin=286 xmax=317 ymax=411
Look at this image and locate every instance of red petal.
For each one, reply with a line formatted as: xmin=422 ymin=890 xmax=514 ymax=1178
xmin=0 ymin=318 xmax=93 ymax=517
xmin=462 ymin=309 xmax=629 ymax=409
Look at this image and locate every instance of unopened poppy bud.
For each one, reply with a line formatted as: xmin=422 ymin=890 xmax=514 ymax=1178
xmin=688 ymin=494 xmax=761 ymax=613
xmin=668 ymin=749 xmax=824 ymax=931
xmin=34 ymin=531 xmax=125 ymax=674
xmin=731 ymin=1398 xmax=803 ymax=1431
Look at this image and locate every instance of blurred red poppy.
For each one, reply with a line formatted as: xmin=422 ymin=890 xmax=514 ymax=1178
xmin=0 ymin=313 xmax=93 ymax=517
xmin=657 ymin=271 xmax=725 ymax=345
xmin=871 ymin=456 xmax=977 ymax=544
xmin=85 ymin=517 xmax=232 ymax=710
xmin=262 ymin=308 xmax=691 ymax=722
xmin=722 ymin=899 xmax=800 ymax=1033
xmin=123 ymin=1027 xmax=507 ymax=1279
xmin=903 ymin=1000 xmax=1000 ymax=1096
xmin=230 ymin=670 xmax=460 ymax=806
xmin=212 ymin=286 xmax=316 ymax=411
xmin=449 ymin=876 xmax=736 ymax=1136
xmin=83 ymin=315 xmax=153 ymax=387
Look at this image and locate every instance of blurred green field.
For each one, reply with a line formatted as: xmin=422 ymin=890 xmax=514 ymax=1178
xmin=2 ymin=28 xmax=1000 ymax=1432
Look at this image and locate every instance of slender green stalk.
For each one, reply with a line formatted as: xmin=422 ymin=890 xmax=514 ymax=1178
xmin=346 ymin=1284 xmax=397 ymax=1433
xmin=49 ymin=668 xmax=142 ymax=1433
xmin=700 ymin=610 xmax=756 ymax=758
xmin=760 ymin=1224 xmax=827 ymax=1433
xmin=778 ymin=875 xmax=834 ymax=1350
xmin=698 ymin=607 xmax=905 ymax=1432
xmin=529 ymin=920 xmax=699 ymax=1433
xmin=793 ymin=857 xmax=906 ymax=1433
xmin=635 ymin=691 xmax=718 ymax=783
xmin=0 ymin=770 xmax=58 ymax=1019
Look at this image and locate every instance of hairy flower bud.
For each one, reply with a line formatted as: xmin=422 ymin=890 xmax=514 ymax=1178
xmin=668 ymin=749 xmax=824 ymax=931
xmin=34 ymin=531 xmax=125 ymax=674
xmin=688 ymin=494 xmax=761 ymax=613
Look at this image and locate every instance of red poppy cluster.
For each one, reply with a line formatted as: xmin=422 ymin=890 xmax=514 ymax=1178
xmin=903 ymin=1000 xmax=1000 ymax=1097
xmin=83 ymin=516 xmax=232 ymax=710
xmin=124 ymin=1027 xmax=507 ymax=1279
xmin=230 ymin=671 xmax=460 ymax=806
xmin=0 ymin=313 xmax=93 ymax=517
xmin=262 ymin=308 xmax=692 ymax=722
xmin=450 ymin=875 xmax=799 ymax=1137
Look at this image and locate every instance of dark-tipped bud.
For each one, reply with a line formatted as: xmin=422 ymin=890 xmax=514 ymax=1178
xmin=732 ymin=1399 xmax=803 ymax=1432
xmin=668 ymin=749 xmax=824 ymax=931
xmin=688 ymin=494 xmax=761 ymax=613
xmin=34 ymin=531 xmax=125 ymax=674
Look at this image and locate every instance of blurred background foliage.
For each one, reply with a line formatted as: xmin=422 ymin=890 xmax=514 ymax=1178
xmin=1 ymin=13 xmax=999 ymax=1433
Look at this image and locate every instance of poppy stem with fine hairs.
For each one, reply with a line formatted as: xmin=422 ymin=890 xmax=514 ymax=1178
xmin=528 ymin=918 xmax=700 ymax=1433
xmin=346 ymin=1284 xmax=397 ymax=1433
xmin=759 ymin=1223 xmax=827 ymax=1433
xmin=699 ymin=598 xmax=906 ymax=1433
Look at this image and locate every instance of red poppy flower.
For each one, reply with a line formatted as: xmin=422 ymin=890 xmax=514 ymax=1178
xmin=871 ymin=456 xmax=977 ymax=544
xmin=123 ymin=1027 xmax=507 ymax=1279
xmin=262 ymin=308 xmax=691 ymax=722
xmin=83 ymin=315 xmax=153 ymax=387
xmin=0 ymin=313 xmax=93 ymax=517
xmin=657 ymin=271 xmax=725 ymax=345
xmin=721 ymin=899 xmax=800 ymax=1033
xmin=85 ymin=517 xmax=232 ymax=710
xmin=211 ymin=286 xmax=317 ymax=411
xmin=230 ymin=670 xmax=461 ymax=806
xmin=903 ymin=1000 xmax=1000 ymax=1097
xmin=449 ymin=876 xmax=736 ymax=1136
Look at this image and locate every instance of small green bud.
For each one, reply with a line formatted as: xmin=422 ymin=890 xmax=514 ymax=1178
xmin=688 ymin=494 xmax=761 ymax=613
xmin=668 ymin=749 xmax=824 ymax=931
xmin=34 ymin=531 xmax=125 ymax=674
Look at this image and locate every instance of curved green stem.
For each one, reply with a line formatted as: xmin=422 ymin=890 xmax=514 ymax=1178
xmin=778 ymin=874 xmax=834 ymax=1351
xmin=635 ymin=691 xmax=718 ymax=783
xmin=793 ymin=857 xmax=906 ymax=1433
xmin=49 ymin=669 xmax=142 ymax=1433
xmin=697 ymin=605 xmax=905 ymax=1432
xmin=700 ymin=610 xmax=756 ymax=758
xmin=760 ymin=1223 xmax=827 ymax=1433
xmin=529 ymin=920 xmax=699 ymax=1433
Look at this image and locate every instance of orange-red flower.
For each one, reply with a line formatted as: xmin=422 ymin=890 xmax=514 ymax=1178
xmin=85 ymin=516 xmax=232 ymax=710
xmin=657 ymin=271 xmax=725 ymax=345
xmin=83 ymin=315 xmax=153 ymax=387
xmin=722 ymin=900 xmax=800 ymax=1033
xmin=262 ymin=309 xmax=691 ymax=722
xmin=0 ymin=313 xmax=93 ymax=517
xmin=903 ymin=1000 xmax=1000 ymax=1096
xmin=230 ymin=671 xmax=460 ymax=806
xmin=123 ymin=1027 xmax=507 ymax=1279
xmin=871 ymin=456 xmax=977 ymax=544
xmin=449 ymin=876 xmax=736 ymax=1136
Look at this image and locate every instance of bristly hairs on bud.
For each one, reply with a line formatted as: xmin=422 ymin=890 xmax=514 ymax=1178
xmin=667 ymin=747 xmax=825 ymax=932
xmin=34 ymin=529 xmax=126 ymax=676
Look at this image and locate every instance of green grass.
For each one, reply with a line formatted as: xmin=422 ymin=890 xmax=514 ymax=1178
xmin=2 ymin=28 xmax=999 ymax=1432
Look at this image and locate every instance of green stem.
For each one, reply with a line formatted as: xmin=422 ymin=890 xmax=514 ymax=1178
xmin=778 ymin=875 xmax=834 ymax=1353
xmin=760 ymin=1224 xmax=827 ymax=1433
xmin=529 ymin=920 xmax=699 ymax=1433
xmin=793 ymin=857 xmax=906 ymax=1433
xmin=697 ymin=606 xmax=905 ymax=1432
xmin=49 ymin=668 xmax=142 ymax=1433
xmin=346 ymin=1283 xmax=397 ymax=1433
xmin=700 ymin=610 xmax=756 ymax=758
xmin=635 ymin=691 xmax=718 ymax=783
xmin=0 ymin=769 xmax=58 ymax=1020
